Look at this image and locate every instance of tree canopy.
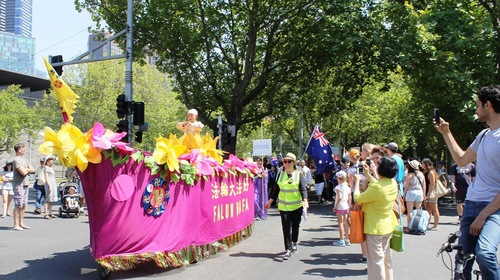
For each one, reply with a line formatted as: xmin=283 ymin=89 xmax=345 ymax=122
xmin=73 ymin=0 xmax=500 ymax=161
xmin=0 ymin=85 xmax=45 ymax=153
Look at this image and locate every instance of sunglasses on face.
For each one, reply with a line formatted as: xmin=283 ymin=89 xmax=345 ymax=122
xmin=283 ymin=160 xmax=294 ymax=164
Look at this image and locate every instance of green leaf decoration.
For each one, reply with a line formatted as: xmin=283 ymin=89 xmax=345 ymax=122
xmin=102 ymin=149 xmax=114 ymax=159
xmin=131 ymin=151 xmax=144 ymax=163
xmin=170 ymin=173 xmax=180 ymax=183
xmin=144 ymin=156 xmax=160 ymax=174
xmin=107 ymin=149 xmax=129 ymax=167
xmin=181 ymin=173 xmax=195 ymax=186
xmin=160 ymin=170 xmax=168 ymax=180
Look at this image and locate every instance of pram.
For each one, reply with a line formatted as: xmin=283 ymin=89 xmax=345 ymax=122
xmin=58 ymin=182 xmax=82 ymax=218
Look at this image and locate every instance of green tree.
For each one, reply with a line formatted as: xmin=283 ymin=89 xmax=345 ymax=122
xmin=76 ymin=0 xmax=351 ymax=154
xmin=384 ymin=0 xmax=500 ymax=156
xmin=0 ymin=85 xmax=45 ymax=152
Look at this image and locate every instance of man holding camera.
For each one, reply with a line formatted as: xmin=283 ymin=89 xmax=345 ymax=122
xmin=435 ymin=85 xmax=500 ymax=280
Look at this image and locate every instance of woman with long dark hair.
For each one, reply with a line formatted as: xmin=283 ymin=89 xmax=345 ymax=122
xmin=404 ymin=160 xmax=426 ymax=228
xmin=422 ymin=158 xmax=440 ymax=230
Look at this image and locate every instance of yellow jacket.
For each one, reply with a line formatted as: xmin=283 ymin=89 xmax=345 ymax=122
xmin=354 ymin=177 xmax=397 ymax=235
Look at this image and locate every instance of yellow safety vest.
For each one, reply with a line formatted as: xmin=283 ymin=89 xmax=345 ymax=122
xmin=277 ymin=170 xmax=303 ymax=211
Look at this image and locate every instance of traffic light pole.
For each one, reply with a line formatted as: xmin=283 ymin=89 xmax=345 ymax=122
xmin=125 ymin=0 xmax=134 ymax=144
xmin=49 ymin=0 xmax=136 ymax=146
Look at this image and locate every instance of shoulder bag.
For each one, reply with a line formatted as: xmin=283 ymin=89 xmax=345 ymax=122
xmin=429 ymin=177 xmax=448 ymax=200
xmin=390 ymin=194 xmax=405 ymax=252
xmin=349 ymin=210 xmax=365 ymax=244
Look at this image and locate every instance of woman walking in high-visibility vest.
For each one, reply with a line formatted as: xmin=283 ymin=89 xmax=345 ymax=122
xmin=265 ymin=152 xmax=309 ymax=260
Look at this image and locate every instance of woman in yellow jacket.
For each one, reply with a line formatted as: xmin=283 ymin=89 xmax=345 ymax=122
xmin=354 ymin=157 xmax=398 ymax=280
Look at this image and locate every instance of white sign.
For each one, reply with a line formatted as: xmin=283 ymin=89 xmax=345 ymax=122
xmin=253 ymin=139 xmax=272 ymax=156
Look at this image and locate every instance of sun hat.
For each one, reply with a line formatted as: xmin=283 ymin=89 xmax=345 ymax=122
xmin=44 ymin=155 xmax=55 ymax=163
xmin=187 ymin=109 xmax=198 ymax=115
xmin=283 ymin=152 xmax=297 ymax=162
xmin=408 ymin=159 xmax=420 ymax=170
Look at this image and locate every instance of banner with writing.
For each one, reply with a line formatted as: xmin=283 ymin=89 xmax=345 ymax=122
xmin=79 ymin=156 xmax=254 ymax=260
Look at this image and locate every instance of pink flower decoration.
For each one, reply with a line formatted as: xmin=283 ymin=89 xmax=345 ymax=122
xmin=205 ymin=157 xmax=229 ymax=176
xmin=223 ymin=154 xmax=246 ymax=173
xmin=90 ymin=123 xmax=134 ymax=153
xmin=242 ymin=159 xmax=259 ymax=175
xmin=179 ymin=149 xmax=214 ymax=176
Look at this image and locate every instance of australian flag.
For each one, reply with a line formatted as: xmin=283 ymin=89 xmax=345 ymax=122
xmin=305 ymin=125 xmax=336 ymax=174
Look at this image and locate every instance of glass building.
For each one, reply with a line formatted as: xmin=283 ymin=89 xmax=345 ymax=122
xmin=0 ymin=0 xmax=35 ymax=75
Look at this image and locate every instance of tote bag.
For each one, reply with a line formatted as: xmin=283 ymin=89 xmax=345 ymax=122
xmin=390 ymin=196 xmax=405 ymax=252
xmin=429 ymin=179 xmax=448 ymax=200
xmin=390 ymin=224 xmax=405 ymax=252
xmin=349 ymin=210 xmax=365 ymax=244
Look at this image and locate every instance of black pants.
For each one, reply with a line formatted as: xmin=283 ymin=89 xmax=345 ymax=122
xmin=280 ymin=207 xmax=303 ymax=251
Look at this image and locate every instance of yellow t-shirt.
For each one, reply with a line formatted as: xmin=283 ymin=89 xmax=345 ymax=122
xmin=354 ymin=177 xmax=398 ymax=235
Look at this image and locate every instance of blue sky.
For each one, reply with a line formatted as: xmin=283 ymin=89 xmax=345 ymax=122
xmin=32 ymin=0 xmax=95 ymax=71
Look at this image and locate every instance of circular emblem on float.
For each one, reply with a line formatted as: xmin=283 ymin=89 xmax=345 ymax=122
xmin=142 ymin=177 xmax=170 ymax=217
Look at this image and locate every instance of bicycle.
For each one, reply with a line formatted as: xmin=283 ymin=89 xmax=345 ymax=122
xmin=437 ymin=231 xmax=481 ymax=280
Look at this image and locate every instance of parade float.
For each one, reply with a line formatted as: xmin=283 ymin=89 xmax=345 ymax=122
xmin=39 ymin=58 xmax=257 ymax=279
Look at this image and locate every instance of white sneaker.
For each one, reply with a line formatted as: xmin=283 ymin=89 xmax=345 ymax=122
xmin=292 ymin=243 xmax=298 ymax=253
xmin=282 ymin=250 xmax=292 ymax=260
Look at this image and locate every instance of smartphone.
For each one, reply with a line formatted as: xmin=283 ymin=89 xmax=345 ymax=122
xmin=434 ymin=108 xmax=440 ymax=124
xmin=358 ymin=164 xmax=363 ymax=174
xmin=366 ymin=158 xmax=371 ymax=166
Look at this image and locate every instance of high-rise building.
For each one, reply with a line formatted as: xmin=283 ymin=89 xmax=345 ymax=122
xmin=0 ymin=0 xmax=35 ymax=75
xmin=1 ymin=0 xmax=32 ymax=37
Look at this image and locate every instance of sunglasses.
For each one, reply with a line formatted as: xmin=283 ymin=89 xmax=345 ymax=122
xmin=283 ymin=160 xmax=294 ymax=164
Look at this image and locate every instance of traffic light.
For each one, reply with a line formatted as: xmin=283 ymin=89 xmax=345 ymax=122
xmin=50 ymin=55 xmax=63 ymax=76
xmin=116 ymin=119 xmax=129 ymax=143
xmin=133 ymin=102 xmax=144 ymax=126
xmin=220 ymin=126 xmax=229 ymax=147
xmin=116 ymin=94 xmax=126 ymax=119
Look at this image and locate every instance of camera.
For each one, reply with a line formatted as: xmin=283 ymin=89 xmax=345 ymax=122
xmin=434 ymin=108 xmax=440 ymax=124
xmin=358 ymin=164 xmax=363 ymax=173
xmin=366 ymin=158 xmax=371 ymax=166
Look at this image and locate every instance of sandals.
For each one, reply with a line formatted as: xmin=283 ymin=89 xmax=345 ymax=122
xmin=44 ymin=215 xmax=51 ymax=219
xmin=50 ymin=214 xmax=57 ymax=219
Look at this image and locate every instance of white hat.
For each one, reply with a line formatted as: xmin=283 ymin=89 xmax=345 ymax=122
xmin=408 ymin=160 xmax=420 ymax=170
xmin=283 ymin=152 xmax=297 ymax=162
xmin=187 ymin=109 xmax=198 ymax=115
xmin=44 ymin=155 xmax=55 ymax=163
xmin=336 ymin=170 xmax=347 ymax=178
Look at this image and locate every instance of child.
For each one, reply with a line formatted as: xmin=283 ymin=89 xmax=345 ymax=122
xmin=333 ymin=171 xmax=351 ymax=246
xmin=63 ymin=186 xmax=81 ymax=209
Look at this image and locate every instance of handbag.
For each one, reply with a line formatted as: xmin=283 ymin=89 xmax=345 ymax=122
xmin=390 ymin=195 xmax=405 ymax=252
xmin=392 ymin=194 xmax=406 ymax=219
xmin=349 ymin=210 xmax=365 ymax=244
xmin=429 ymin=178 xmax=448 ymax=200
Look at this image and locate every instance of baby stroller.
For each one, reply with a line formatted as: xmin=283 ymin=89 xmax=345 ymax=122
xmin=58 ymin=182 xmax=82 ymax=218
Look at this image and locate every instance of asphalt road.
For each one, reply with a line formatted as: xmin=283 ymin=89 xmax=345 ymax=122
xmin=0 ymin=193 xmax=487 ymax=280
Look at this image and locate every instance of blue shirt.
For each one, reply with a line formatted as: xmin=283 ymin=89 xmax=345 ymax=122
xmin=392 ymin=155 xmax=405 ymax=184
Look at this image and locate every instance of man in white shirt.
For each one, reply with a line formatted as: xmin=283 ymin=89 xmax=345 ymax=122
xmin=298 ymin=159 xmax=313 ymax=190
xmin=435 ymin=85 xmax=500 ymax=280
